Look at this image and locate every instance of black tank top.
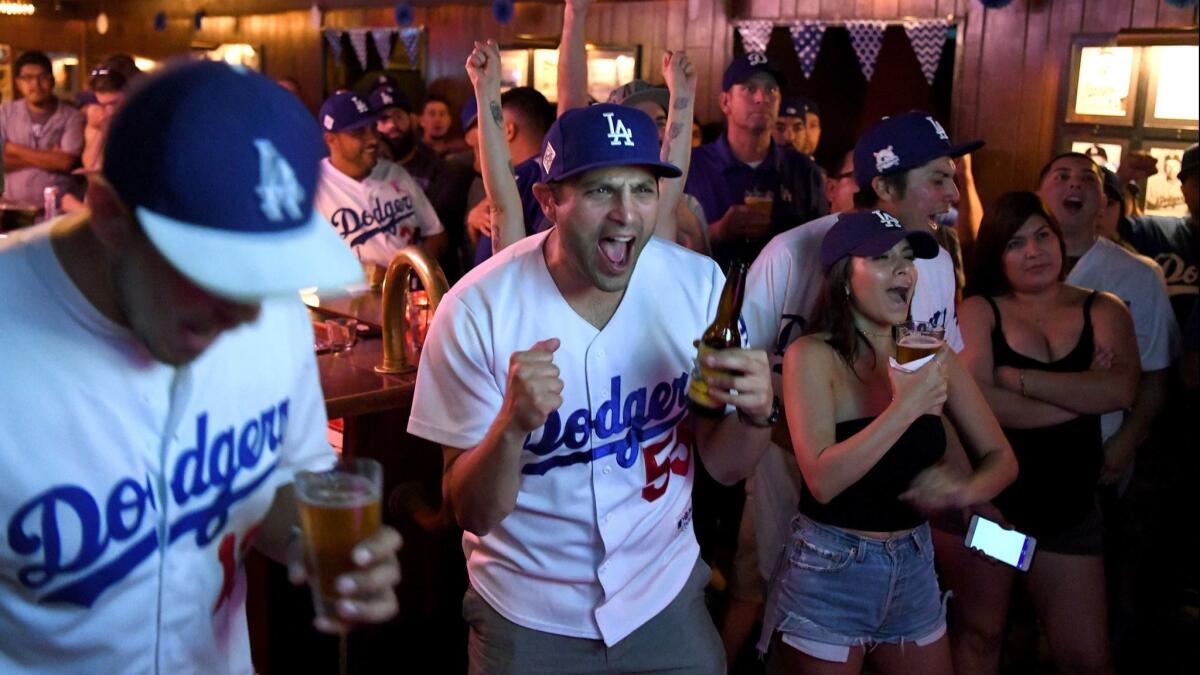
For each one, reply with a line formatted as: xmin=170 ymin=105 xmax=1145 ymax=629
xmin=987 ymin=293 xmax=1103 ymax=537
xmin=800 ymin=414 xmax=945 ymax=531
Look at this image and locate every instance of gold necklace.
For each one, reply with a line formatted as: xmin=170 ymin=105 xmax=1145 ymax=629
xmin=855 ymin=326 xmax=893 ymax=338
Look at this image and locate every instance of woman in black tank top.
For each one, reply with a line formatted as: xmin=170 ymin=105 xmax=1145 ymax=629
xmin=758 ymin=211 xmax=1016 ymax=674
xmin=943 ymin=192 xmax=1139 ymax=675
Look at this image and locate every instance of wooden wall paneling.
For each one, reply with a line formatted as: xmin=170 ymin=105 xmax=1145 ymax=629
xmin=975 ymin=2 xmax=1032 ymax=198
xmin=666 ymin=0 xmax=687 ymax=56
xmin=793 ymin=0 xmax=821 ymax=20
xmin=854 ymin=0 xmax=876 ymax=20
xmin=819 ymin=0 xmax=853 ymax=22
xmin=686 ymin=0 xmax=715 ymax=48
xmin=1082 ymin=0 xmax=1132 ymax=33
xmin=899 ymin=0 xmax=939 ymax=19
xmin=1156 ymin=1 xmax=1200 ymax=27
xmin=1016 ymin=0 xmax=1055 ymax=201
xmin=609 ymin=2 xmax=632 ymax=45
xmin=953 ymin=4 xmax=986 ymax=144
xmin=874 ymin=0 xmax=901 ymax=20
xmin=748 ymin=0 xmax=783 ymax=20
xmin=1130 ymin=0 xmax=1157 ymax=26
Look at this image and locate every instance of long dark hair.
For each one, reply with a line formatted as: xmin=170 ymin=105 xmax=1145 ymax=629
xmin=808 ymin=257 xmax=877 ymax=370
xmin=965 ymin=191 xmax=1067 ymax=298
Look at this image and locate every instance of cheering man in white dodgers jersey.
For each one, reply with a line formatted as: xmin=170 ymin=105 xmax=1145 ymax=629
xmin=408 ymin=42 xmax=776 ymax=674
xmin=0 ymin=61 xmax=401 ymax=673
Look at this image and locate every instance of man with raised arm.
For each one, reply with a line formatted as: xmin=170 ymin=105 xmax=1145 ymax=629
xmin=408 ymin=41 xmax=775 ymax=675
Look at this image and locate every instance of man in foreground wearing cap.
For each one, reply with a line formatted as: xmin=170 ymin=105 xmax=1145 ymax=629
xmin=409 ymin=44 xmax=775 ymax=673
xmin=685 ymin=52 xmax=827 ymax=269
xmin=315 ymin=91 xmax=448 ymax=274
xmin=0 ymin=61 xmax=400 ymax=673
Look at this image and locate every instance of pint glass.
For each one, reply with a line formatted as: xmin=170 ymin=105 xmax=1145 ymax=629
xmin=895 ymin=321 xmax=945 ymax=364
xmin=295 ymin=458 xmax=383 ymax=626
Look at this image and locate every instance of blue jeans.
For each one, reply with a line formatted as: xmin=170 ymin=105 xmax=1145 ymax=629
xmin=757 ymin=514 xmax=948 ymax=662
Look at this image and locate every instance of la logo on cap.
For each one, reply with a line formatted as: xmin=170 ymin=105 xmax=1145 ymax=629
xmin=353 ymin=97 xmax=369 ymax=113
xmin=874 ymin=210 xmax=902 ymax=229
xmin=747 ymin=52 xmax=768 ymax=65
xmin=254 ymin=139 xmax=305 ymax=221
xmin=603 ymin=112 xmax=634 ymax=147
xmin=381 ymin=91 xmax=393 ymax=105
xmin=874 ymin=145 xmax=900 ymax=172
xmin=926 ymin=116 xmax=949 ymax=141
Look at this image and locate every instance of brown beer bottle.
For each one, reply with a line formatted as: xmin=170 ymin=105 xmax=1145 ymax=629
xmin=687 ymin=259 xmax=749 ymax=417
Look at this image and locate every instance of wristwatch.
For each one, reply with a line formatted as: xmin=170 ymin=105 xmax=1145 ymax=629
xmin=738 ymin=396 xmax=780 ymax=428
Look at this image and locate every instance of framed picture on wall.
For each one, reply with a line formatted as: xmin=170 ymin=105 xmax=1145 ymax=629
xmin=1066 ymin=41 xmax=1140 ymax=125
xmin=0 ymin=44 xmax=11 ymax=105
xmin=1065 ymin=136 xmax=1128 ymax=173
xmin=1143 ymin=45 xmax=1199 ymax=130
xmin=1142 ymin=142 xmax=1192 ymax=217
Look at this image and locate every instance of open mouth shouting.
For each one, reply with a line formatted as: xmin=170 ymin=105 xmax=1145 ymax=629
xmin=598 ymin=234 xmax=636 ymax=274
xmin=886 ymin=283 xmax=913 ymax=308
xmin=1061 ymin=194 xmax=1084 ymax=215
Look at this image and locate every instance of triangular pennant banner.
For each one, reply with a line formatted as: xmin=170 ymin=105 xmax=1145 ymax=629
xmin=903 ymin=18 xmax=949 ymax=85
xmin=788 ymin=21 xmax=826 ymax=80
xmin=323 ymin=30 xmax=343 ymax=62
xmin=347 ymin=28 xmax=371 ymax=69
xmin=846 ymin=20 xmax=887 ymax=82
xmin=736 ymin=20 xmax=774 ymax=54
xmin=399 ymin=28 xmax=421 ymax=65
xmin=371 ymin=29 xmax=394 ymax=65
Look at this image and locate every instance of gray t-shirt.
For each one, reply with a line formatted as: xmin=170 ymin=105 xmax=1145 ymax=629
xmin=0 ymin=99 xmax=85 ymax=205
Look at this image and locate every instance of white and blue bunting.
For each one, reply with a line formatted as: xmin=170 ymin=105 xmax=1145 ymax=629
xmin=736 ymin=20 xmax=775 ymax=54
xmin=903 ymin=18 xmax=949 ymax=85
xmin=846 ymin=20 xmax=888 ymax=82
xmin=788 ymin=21 xmax=827 ymax=80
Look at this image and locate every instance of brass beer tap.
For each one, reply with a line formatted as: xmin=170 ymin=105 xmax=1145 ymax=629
xmin=375 ymin=246 xmax=449 ymax=374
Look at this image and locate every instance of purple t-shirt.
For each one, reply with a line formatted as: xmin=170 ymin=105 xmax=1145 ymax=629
xmin=0 ymin=99 xmax=85 ymax=206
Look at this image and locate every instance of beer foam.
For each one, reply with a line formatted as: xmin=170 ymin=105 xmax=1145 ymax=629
xmin=297 ymin=473 xmax=379 ymax=507
xmin=897 ymin=335 xmax=943 ymax=348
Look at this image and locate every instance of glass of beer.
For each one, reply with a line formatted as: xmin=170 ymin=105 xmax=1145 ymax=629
xmin=895 ymin=321 xmax=945 ymax=364
xmin=743 ymin=189 xmax=774 ymax=219
xmin=295 ymin=458 xmax=383 ymax=629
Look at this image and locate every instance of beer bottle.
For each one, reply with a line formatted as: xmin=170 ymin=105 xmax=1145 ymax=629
xmin=687 ymin=259 xmax=748 ymax=417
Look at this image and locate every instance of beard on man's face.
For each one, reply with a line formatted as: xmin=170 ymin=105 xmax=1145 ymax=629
xmin=382 ymin=126 xmax=417 ymax=161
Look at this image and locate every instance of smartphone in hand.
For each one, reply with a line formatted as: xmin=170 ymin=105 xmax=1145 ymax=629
xmin=965 ymin=514 xmax=1036 ymax=571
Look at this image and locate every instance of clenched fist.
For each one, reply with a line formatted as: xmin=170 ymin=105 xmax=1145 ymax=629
xmin=501 ymin=338 xmax=564 ymax=433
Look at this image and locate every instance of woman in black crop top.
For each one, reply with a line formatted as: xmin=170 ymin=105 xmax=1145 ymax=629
xmin=943 ymin=192 xmax=1139 ymax=675
xmin=756 ymin=211 xmax=1016 ymax=674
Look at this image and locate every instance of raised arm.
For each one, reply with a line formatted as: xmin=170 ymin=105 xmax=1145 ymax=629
xmin=993 ymin=292 xmax=1140 ymax=415
xmin=556 ymin=0 xmax=593 ymax=115
xmin=958 ymin=296 xmax=1079 ymax=428
xmin=782 ymin=337 xmax=948 ymax=504
xmin=466 ymin=40 xmax=525 ymax=253
xmin=653 ymin=50 xmax=697 ymax=243
xmin=443 ymin=339 xmax=563 ymax=535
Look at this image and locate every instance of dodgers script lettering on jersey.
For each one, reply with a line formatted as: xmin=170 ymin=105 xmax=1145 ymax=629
xmin=6 ymin=401 xmax=291 ymax=608
xmin=521 ymin=373 xmax=691 ymax=500
xmin=330 ymin=187 xmax=417 ymax=248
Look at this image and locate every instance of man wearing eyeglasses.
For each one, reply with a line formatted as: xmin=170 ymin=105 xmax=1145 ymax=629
xmin=0 ymin=50 xmax=85 ymax=212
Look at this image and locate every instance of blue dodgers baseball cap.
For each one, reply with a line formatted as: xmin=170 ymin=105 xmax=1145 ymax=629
xmin=778 ymin=96 xmax=810 ymax=119
xmin=104 ymin=60 xmax=361 ymax=301
xmin=853 ymin=111 xmax=984 ymax=190
xmin=820 ymin=210 xmax=939 ymax=272
xmin=539 ymin=103 xmax=682 ymax=182
xmin=319 ymin=91 xmax=378 ymax=133
xmin=368 ymin=84 xmax=412 ymax=113
xmin=460 ymin=96 xmax=479 ymax=131
xmin=722 ymin=52 xmax=787 ymax=91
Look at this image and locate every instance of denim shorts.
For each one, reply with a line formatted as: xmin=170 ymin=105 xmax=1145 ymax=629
xmin=756 ymin=514 xmax=948 ymax=663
